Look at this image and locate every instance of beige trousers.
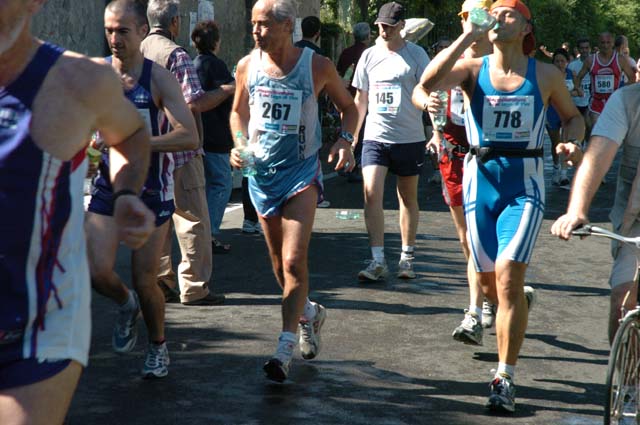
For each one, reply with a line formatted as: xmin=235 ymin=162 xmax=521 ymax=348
xmin=158 ymin=156 xmax=213 ymax=303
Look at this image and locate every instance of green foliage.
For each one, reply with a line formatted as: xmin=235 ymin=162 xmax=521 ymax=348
xmin=319 ymin=0 xmax=640 ymax=57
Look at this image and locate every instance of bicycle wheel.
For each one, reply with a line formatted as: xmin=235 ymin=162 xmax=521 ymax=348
xmin=604 ymin=310 xmax=640 ymax=425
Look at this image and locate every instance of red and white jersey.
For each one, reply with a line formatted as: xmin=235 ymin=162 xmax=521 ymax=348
xmin=590 ymin=51 xmax=622 ymax=103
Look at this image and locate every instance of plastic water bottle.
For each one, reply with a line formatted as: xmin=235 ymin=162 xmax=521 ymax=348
xmin=432 ymin=90 xmax=448 ymax=130
xmin=335 ymin=210 xmax=361 ymax=220
xmin=235 ymin=131 xmax=257 ymax=177
xmin=469 ymin=8 xmax=497 ymax=31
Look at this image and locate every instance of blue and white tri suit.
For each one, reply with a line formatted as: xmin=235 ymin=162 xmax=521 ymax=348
xmin=0 ymin=43 xmax=91 ymax=387
xmin=463 ymin=56 xmax=547 ymax=272
xmin=246 ymin=47 xmax=323 ymax=217
xmin=89 ymin=57 xmax=175 ymax=227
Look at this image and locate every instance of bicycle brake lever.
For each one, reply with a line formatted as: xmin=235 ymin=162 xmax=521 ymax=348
xmin=571 ymin=224 xmax=592 ymax=237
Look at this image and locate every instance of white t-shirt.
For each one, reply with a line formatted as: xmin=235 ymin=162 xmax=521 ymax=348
xmin=591 ymin=88 xmax=627 ymax=145
xmin=568 ymin=59 xmax=590 ymax=108
xmin=352 ymin=41 xmax=430 ymax=144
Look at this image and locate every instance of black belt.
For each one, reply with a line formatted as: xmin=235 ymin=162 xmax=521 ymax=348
xmin=451 ymin=145 xmax=469 ymax=155
xmin=469 ymin=147 xmax=543 ymax=163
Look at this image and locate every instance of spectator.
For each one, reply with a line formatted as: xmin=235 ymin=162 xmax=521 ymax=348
xmin=192 ymin=20 xmax=236 ymax=254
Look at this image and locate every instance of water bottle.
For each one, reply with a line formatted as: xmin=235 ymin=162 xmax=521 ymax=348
xmin=235 ymin=131 xmax=257 ymax=177
xmin=335 ymin=210 xmax=361 ymax=220
xmin=432 ymin=90 xmax=448 ymax=130
xmin=469 ymin=8 xmax=497 ymax=31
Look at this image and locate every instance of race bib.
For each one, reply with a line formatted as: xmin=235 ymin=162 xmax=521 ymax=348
xmin=450 ymin=87 xmax=465 ymax=126
xmin=595 ymin=74 xmax=614 ymax=94
xmin=564 ymin=79 xmax=574 ymax=92
xmin=482 ymin=95 xmax=534 ymax=142
xmin=371 ymin=82 xmax=401 ymax=114
xmin=253 ymin=86 xmax=302 ymax=134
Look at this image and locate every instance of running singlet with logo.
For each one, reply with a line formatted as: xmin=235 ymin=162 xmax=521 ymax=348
xmin=589 ymin=51 xmax=622 ymax=114
xmin=246 ymin=47 xmax=323 ymax=217
xmin=93 ymin=57 xmax=174 ymax=203
xmin=89 ymin=57 xmax=175 ymax=226
xmin=462 ymin=56 xmax=546 ymax=272
xmin=0 ymin=43 xmax=91 ymax=367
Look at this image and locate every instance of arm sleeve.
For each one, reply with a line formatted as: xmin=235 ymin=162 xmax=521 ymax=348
xmin=167 ymin=49 xmax=204 ymax=104
xmin=591 ymin=89 xmax=628 ymax=146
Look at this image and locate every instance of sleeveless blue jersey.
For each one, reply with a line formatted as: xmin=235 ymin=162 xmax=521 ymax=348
xmin=0 ymin=43 xmax=91 ymax=365
xmin=93 ymin=57 xmax=174 ymax=201
xmin=466 ymin=56 xmax=546 ymax=150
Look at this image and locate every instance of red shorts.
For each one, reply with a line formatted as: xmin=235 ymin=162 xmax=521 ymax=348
xmin=589 ymin=96 xmax=608 ymax=115
xmin=439 ymin=153 xmax=464 ymax=207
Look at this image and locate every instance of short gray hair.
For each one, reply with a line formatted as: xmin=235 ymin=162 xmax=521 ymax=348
xmin=352 ymin=22 xmax=370 ymax=42
xmin=147 ymin=0 xmax=179 ymax=29
xmin=256 ymin=0 xmax=297 ymax=25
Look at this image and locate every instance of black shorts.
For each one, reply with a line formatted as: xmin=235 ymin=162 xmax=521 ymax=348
xmin=361 ymin=140 xmax=426 ymax=176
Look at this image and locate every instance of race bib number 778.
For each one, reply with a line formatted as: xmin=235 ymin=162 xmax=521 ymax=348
xmin=481 ymin=95 xmax=534 ymax=142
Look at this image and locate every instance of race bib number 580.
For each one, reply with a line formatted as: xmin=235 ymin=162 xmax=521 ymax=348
xmin=253 ymin=86 xmax=303 ymax=134
xmin=482 ymin=95 xmax=534 ymax=142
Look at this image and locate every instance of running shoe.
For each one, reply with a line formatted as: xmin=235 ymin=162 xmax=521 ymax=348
xmin=485 ymin=375 xmax=516 ymax=413
xmin=524 ymin=286 xmax=536 ymax=311
xmin=242 ymin=219 xmax=262 ymax=234
xmin=481 ymin=300 xmax=496 ymax=329
xmin=397 ymin=257 xmax=416 ymax=279
xmin=264 ymin=339 xmax=295 ymax=383
xmin=112 ymin=291 xmax=141 ymax=353
xmin=299 ymin=303 xmax=327 ymax=360
xmin=452 ymin=310 xmax=483 ymax=345
xmin=142 ymin=342 xmax=170 ymax=379
xmin=358 ymin=259 xmax=389 ymax=281
xmin=317 ymin=200 xmax=331 ymax=208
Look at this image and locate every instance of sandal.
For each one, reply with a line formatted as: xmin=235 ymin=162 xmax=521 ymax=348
xmin=212 ymin=237 xmax=231 ymax=254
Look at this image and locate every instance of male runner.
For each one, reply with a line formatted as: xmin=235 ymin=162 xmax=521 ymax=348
xmin=574 ymin=32 xmax=635 ymax=127
xmin=230 ymin=0 xmax=357 ymax=382
xmin=86 ymin=0 xmax=198 ymax=379
xmin=0 ymin=0 xmax=154 ymax=423
xmin=417 ymin=0 xmax=584 ymax=412
xmin=353 ymin=1 xmax=430 ymax=281
xmin=413 ymin=0 xmax=496 ymax=346
xmin=568 ymin=38 xmax=592 ymax=143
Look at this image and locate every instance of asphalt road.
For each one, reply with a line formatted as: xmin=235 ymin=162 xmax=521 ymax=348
xmin=67 ymin=143 xmax=619 ymax=425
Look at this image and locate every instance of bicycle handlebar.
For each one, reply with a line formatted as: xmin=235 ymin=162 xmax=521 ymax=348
xmin=571 ymin=224 xmax=640 ymax=248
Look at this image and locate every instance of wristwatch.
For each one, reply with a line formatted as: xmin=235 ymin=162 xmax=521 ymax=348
xmin=339 ymin=131 xmax=354 ymax=143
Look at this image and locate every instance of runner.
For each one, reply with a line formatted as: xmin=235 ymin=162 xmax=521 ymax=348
xmin=417 ymin=0 xmax=584 ymax=412
xmin=353 ymin=1 xmax=430 ymax=281
xmin=229 ymin=0 xmax=358 ymax=382
xmin=86 ymin=0 xmax=199 ymax=379
xmin=567 ymin=37 xmax=592 ymax=145
xmin=413 ymin=0 xmax=496 ymax=345
xmin=0 ymin=0 xmax=154 ymax=423
xmin=574 ymin=31 xmax=636 ymax=128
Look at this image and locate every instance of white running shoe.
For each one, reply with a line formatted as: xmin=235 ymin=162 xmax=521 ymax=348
xmin=481 ymin=300 xmax=496 ymax=329
xmin=299 ymin=303 xmax=327 ymax=360
xmin=142 ymin=342 xmax=170 ymax=379
xmin=485 ymin=375 xmax=516 ymax=413
xmin=397 ymin=257 xmax=416 ymax=279
xmin=264 ymin=338 xmax=295 ymax=383
xmin=112 ymin=291 xmax=141 ymax=353
xmin=452 ymin=310 xmax=483 ymax=345
xmin=358 ymin=259 xmax=389 ymax=281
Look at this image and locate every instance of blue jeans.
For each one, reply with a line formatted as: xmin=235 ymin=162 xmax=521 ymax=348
xmin=203 ymin=152 xmax=232 ymax=235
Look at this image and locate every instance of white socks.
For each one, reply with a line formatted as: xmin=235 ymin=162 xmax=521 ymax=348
xmin=469 ymin=305 xmax=482 ymax=317
xmin=371 ymin=246 xmax=385 ymax=263
xmin=301 ymin=298 xmax=316 ymax=321
xmin=401 ymin=245 xmax=415 ymax=260
xmin=496 ymin=363 xmax=515 ymax=380
xmin=275 ymin=332 xmax=297 ymax=362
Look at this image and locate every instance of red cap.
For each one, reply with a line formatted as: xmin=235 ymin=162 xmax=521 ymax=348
xmin=490 ymin=0 xmax=535 ymax=55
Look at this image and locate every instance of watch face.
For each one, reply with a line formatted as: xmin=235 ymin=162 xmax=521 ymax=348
xmin=341 ymin=132 xmax=354 ymax=142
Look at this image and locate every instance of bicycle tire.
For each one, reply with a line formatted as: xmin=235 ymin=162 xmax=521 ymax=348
xmin=604 ymin=310 xmax=640 ymax=425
